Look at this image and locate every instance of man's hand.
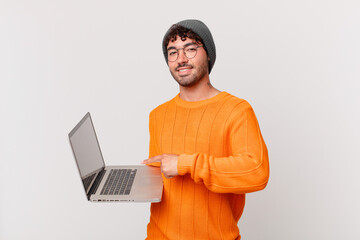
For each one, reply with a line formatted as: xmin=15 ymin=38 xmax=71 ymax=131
xmin=142 ymin=154 xmax=179 ymax=179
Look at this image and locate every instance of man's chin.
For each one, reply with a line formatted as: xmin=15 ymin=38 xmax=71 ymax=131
xmin=171 ymin=71 xmax=201 ymax=87
xmin=176 ymin=78 xmax=200 ymax=88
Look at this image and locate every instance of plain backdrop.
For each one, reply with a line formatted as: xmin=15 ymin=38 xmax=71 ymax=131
xmin=1 ymin=0 xmax=359 ymax=239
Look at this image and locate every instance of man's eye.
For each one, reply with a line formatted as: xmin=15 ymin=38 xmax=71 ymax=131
xmin=186 ymin=48 xmax=196 ymax=52
xmin=168 ymin=51 xmax=177 ymax=56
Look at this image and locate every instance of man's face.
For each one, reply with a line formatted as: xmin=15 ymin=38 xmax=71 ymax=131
xmin=167 ymin=37 xmax=209 ymax=88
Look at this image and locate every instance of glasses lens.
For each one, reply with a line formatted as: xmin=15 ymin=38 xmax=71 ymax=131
xmin=168 ymin=50 xmax=178 ymax=62
xmin=184 ymin=45 xmax=198 ymax=59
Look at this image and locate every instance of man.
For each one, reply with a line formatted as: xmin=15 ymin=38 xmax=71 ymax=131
xmin=142 ymin=19 xmax=269 ymax=240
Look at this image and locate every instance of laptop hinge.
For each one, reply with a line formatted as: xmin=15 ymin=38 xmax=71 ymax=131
xmin=87 ymin=168 xmax=106 ymax=200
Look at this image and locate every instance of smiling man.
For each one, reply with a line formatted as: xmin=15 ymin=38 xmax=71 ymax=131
xmin=142 ymin=19 xmax=269 ymax=240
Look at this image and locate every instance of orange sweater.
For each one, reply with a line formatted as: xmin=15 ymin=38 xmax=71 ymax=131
xmin=146 ymin=92 xmax=269 ymax=240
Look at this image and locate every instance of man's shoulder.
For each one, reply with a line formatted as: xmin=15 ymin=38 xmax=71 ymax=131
xmin=221 ymin=93 xmax=259 ymax=123
xmin=223 ymin=92 xmax=252 ymax=110
xmin=149 ymin=96 xmax=176 ymax=117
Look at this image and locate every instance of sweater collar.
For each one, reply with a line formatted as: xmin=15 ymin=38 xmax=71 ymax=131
xmin=174 ymin=91 xmax=229 ymax=108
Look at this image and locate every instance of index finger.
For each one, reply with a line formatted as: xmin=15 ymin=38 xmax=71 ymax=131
xmin=141 ymin=155 xmax=162 ymax=164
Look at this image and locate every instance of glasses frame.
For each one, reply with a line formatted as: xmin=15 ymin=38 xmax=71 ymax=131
xmin=167 ymin=45 xmax=204 ymax=62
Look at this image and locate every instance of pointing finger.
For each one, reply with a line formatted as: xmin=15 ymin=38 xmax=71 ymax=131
xmin=141 ymin=155 xmax=162 ymax=164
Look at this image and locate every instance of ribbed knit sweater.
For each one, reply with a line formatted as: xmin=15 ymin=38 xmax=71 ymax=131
xmin=146 ymin=91 xmax=269 ymax=240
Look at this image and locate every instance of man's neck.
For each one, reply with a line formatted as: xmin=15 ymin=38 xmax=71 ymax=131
xmin=179 ymin=78 xmax=221 ymax=102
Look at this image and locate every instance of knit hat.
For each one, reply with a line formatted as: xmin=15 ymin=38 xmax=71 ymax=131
xmin=162 ymin=19 xmax=216 ymax=73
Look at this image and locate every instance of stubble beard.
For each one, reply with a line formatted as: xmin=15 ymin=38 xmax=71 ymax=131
xmin=170 ymin=62 xmax=208 ymax=88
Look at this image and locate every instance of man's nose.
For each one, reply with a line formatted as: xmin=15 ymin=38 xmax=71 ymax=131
xmin=177 ymin=49 xmax=188 ymax=64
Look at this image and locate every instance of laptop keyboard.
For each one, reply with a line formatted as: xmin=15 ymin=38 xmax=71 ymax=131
xmin=100 ymin=169 xmax=137 ymax=195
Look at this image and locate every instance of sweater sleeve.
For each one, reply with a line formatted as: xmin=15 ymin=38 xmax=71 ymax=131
xmin=177 ymin=103 xmax=269 ymax=194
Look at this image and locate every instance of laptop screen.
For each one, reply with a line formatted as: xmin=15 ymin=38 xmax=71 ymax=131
xmin=69 ymin=113 xmax=105 ymax=190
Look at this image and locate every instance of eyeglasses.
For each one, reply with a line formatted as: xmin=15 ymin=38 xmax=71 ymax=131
xmin=167 ymin=44 xmax=204 ymax=62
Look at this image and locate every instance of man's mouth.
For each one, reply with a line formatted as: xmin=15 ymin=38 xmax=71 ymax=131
xmin=176 ymin=65 xmax=193 ymax=75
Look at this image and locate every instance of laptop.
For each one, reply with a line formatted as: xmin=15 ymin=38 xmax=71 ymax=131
xmin=68 ymin=112 xmax=163 ymax=202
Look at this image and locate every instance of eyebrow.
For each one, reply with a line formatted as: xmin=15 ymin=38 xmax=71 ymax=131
xmin=167 ymin=42 xmax=197 ymax=51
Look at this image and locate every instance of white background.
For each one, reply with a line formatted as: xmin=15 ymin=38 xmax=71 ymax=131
xmin=1 ymin=0 xmax=359 ymax=239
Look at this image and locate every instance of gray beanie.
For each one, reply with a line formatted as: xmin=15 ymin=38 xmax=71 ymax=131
xmin=162 ymin=19 xmax=216 ymax=73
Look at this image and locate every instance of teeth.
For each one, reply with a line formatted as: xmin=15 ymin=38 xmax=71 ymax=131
xmin=179 ymin=69 xmax=189 ymax=72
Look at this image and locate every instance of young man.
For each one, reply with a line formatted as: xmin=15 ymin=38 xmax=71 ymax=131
xmin=142 ymin=19 xmax=269 ymax=240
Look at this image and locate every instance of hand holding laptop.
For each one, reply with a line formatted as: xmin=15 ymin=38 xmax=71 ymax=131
xmin=142 ymin=154 xmax=179 ymax=179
